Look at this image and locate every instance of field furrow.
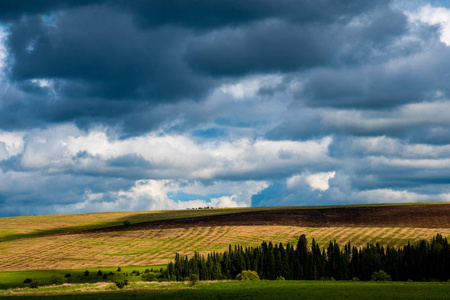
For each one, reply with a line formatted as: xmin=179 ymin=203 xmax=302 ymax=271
xmin=1 ymin=226 xmax=449 ymax=271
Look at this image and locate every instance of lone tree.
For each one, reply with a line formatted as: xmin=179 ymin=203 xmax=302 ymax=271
xmin=189 ymin=274 xmax=199 ymax=286
xmin=371 ymin=270 xmax=391 ymax=281
xmin=236 ymin=270 xmax=260 ymax=281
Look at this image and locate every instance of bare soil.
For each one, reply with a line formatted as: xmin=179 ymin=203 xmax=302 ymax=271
xmin=77 ymin=204 xmax=450 ymax=235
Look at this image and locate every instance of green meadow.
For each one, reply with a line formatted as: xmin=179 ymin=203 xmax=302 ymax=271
xmin=0 ymin=280 xmax=449 ymax=299
xmin=0 ymin=265 xmax=165 ymax=290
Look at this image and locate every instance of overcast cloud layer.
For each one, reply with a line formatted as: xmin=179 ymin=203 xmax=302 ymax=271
xmin=1 ymin=0 xmax=450 ymax=216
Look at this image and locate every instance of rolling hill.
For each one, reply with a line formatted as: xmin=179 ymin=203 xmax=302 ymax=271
xmin=0 ymin=203 xmax=449 ymax=271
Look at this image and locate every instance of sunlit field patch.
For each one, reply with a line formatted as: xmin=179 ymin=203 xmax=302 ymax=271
xmin=1 ymin=225 xmax=449 ymax=271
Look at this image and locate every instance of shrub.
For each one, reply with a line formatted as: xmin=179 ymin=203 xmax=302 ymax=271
xmin=142 ymin=272 xmax=160 ymax=282
xmin=30 ymin=281 xmax=39 ymax=289
xmin=115 ymin=281 xmax=126 ymax=289
xmin=144 ymin=268 xmax=150 ymax=273
xmin=236 ymin=270 xmax=260 ymax=281
xmin=84 ymin=270 xmax=89 ymax=276
xmin=117 ymin=267 xmax=121 ymax=272
xmin=49 ymin=275 xmax=64 ymax=285
xmin=64 ymin=273 xmax=71 ymax=278
xmin=189 ymin=274 xmax=199 ymax=286
xmin=330 ymin=277 xmax=336 ymax=281
xmin=23 ymin=278 xmax=33 ymax=283
xmin=371 ymin=270 xmax=391 ymax=281
xmin=97 ymin=270 xmax=103 ymax=276
xmin=276 ymin=276 xmax=285 ymax=280
xmin=102 ymin=274 xmax=108 ymax=279
xmin=123 ymin=221 xmax=131 ymax=228
xmin=352 ymin=277 xmax=359 ymax=281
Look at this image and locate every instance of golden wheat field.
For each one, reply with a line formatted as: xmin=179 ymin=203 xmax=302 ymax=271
xmin=1 ymin=203 xmax=449 ymax=271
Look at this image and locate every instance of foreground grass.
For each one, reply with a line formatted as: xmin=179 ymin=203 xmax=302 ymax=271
xmin=0 ymin=280 xmax=449 ymax=299
xmin=0 ymin=265 xmax=165 ymax=290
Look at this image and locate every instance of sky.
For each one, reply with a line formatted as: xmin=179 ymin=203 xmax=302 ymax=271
xmin=1 ymin=1 xmax=450 ymax=216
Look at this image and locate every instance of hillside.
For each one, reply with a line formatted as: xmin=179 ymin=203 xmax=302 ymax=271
xmin=0 ymin=203 xmax=449 ymax=271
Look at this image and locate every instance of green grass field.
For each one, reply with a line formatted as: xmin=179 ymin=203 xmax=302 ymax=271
xmin=0 ymin=280 xmax=449 ymax=299
xmin=0 ymin=265 xmax=166 ymax=290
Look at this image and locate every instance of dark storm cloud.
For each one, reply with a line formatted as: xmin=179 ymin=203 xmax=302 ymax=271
xmin=184 ymin=20 xmax=334 ymax=76
xmin=108 ymin=0 xmax=381 ymax=30
xmin=0 ymin=0 xmax=98 ymax=22
xmin=0 ymin=0 xmax=379 ymax=26
xmin=2 ymin=0 xmax=450 ymax=216
xmin=0 ymin=0 xmax=409 ymax=133
xmin=6 ymin=7 xmax=210 ymax=101
xmin=184 ymin=4 xmax=408 ymax=77
xmin=301 ymin=48 xmax=450 ymax=109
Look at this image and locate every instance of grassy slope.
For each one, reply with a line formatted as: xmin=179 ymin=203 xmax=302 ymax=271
xmin=0 ymin=281 xmax=449 ymax=299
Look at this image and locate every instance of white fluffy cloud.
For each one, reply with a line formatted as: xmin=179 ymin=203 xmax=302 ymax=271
xmin=0 ymin=131 xmax=24 ymax=160
xmin=286 ymin=171 xmax=336 ymax=192
xmin=12 ymin=125 xmax=332 ymax=180
xmin=354 ymin=188 xmax=450 ymax=203
xmin=409 ymin=4 xmax=450 ymax=46
xmin=220 ymin=74 xmax=284 ymax=99
xmin=52 ymin=179 xmax=268 ymax=214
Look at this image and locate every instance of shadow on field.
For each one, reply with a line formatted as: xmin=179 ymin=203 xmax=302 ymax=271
xmin=78 ymin=203 xmax=450 ymax=235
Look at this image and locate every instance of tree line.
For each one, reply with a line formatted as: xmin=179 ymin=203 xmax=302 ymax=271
xmin=162 ymin=234 xmax=450 ymax=281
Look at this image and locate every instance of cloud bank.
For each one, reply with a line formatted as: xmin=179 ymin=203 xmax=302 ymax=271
xmin=1 ymin=0 xmax=450 ymax=216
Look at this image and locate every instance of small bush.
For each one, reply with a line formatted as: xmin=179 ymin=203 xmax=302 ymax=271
xmin=84 ymin=270 xmax=89 ymax=276
xmin=189 ymin=274 xmax=199 ymax=286
xmin=352 ymin=277 xmax=359 ymax=281
xmin=117 ymin=267 xmax=121 ymax=272
xmin=144 ymin=268 xmax=150 ymax=273
xmin=108 ymin=272 xmax=115 ymax=276
xmin=407 ymin=279 xmax=413 ymax=282
xmin=115 ymin=281 xmax=126 ymax=289
xmin=97 ymin=270 xmax=103 ymax=276
xmin=49 ymin=275 xmax=64 ymax=285
xmin=276 ymin=276 xmax=285 ymax=280
xmin=123 ymin=221 xmax=131 ymax=228
xmin=64 ymin=273 xmax=71 ymax=278
xmin=23 ymin=278 xmax=33 ymax=283
xmin=30 ymin=281 xmax=39 ymax=289
xmin=371 ymin=270 xmax=391 ymax=281
xmin=330 ymin=277 xmax=336 ymax=281
xmin=102 ymin=274 xmax=108 ymax=279
xmin=142 ymin=272 xmax=160 ymax=282
xmin=236 ymin=270 xmax=260 ymax=281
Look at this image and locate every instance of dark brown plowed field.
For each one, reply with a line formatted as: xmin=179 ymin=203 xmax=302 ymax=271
xmin=79 ymin=203 xmax=450 ymax=235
